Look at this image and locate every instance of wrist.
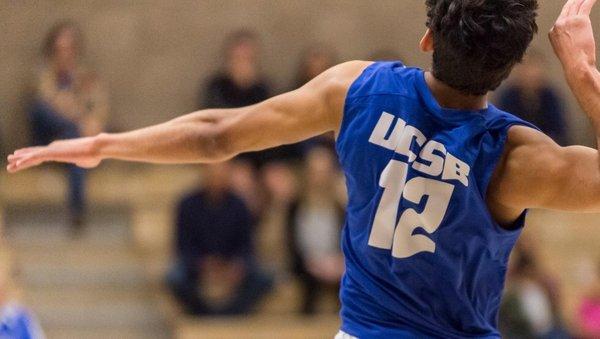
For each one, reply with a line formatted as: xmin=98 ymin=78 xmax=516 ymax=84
xmin=564 ymin=61 xmax=599 ymax=87
xmin=92 ymin=133 xmax=112 ymax=160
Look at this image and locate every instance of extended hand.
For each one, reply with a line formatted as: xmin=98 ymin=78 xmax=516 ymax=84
xmin=7 ymin=137 xmax=102 ymax=173
xmin=550 ymin=0 xmax=597 ymax=71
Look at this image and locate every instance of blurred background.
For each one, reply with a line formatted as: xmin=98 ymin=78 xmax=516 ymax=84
xmin=0 ymin=1 xmax=599 ymax=338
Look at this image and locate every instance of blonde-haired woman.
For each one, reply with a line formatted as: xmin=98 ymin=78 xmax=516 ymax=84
xmin=29 ymin=20 xmax=108 ymax=233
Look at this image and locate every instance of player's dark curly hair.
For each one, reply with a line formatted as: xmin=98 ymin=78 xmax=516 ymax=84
xmin=425 ymin=0 xmax=538 ymax=95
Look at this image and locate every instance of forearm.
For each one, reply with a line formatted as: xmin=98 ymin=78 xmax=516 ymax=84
xmin=7 ymin=62 xmax=360 ymax=173
xmin=95 ymin=109 xmax=235 ymax=164
xmin=565 ymin=64 xmax=600 ymax=144
xmin=562 ymin=65 xmax=600 ymax=207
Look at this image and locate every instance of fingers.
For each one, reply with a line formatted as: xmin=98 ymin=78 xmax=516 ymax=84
xmin=14 ymin=156 xmax=42 ymax=172
xmin=6 ymin=146 xmax=52 ymax=173
xmin=561 ymin=0 xmax=581 ymax=18
xmin=8 ymin=148 xmax=37 ymax=165
xmin=560 ymin=0 xmax=596 ymax=17
xmin=570 ymin=0 xmax=588 ymax=15
xmin=579 ymin=0 xmax=597 ymax=15
xmin=13 ymin=146 xmax=43 ymax=156
xmin=6 ymin=152 xmax=45 ymax=173
xmin=6 ymin=139 xmax=94 ymax=173
xmin=7 ymin=152 xmax=24 ymax=172
xmin=560 ymin=0 xmax=591 ymax=18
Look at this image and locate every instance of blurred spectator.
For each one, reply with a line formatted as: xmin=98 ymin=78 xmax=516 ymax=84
xmin=499 ymin=239 xmax=570 ymax=339
xmin=576 ymin=260 xmax=600 ymax=338
xmin=293 ymin=44 xmax=337 ymax=89
xmin=496 ymin=50 xmax=569 ymax=145
xmin=229 ymin=160 xmax=264 ymax=217
xmin=0 ymin=255 xmax=45 ymax=339
xmin=291 ymin=44 xmax=338 ymax=159
xmin=284 ymin=146 xmax=345 ymax=314
xmin=166 ymin=162 xmax=273 ymax=316
xmin=201 ymin=29 xmax=270 ymax=109
xmin=369 ymin=49 xmax=404 ymax=62
xmin=29 ymin=20 xmax=109 ymax=233
xmin=250 ymin=43 xmax=338 ymax=164
xmin=199 ymin=29 xmax=272 ymax=169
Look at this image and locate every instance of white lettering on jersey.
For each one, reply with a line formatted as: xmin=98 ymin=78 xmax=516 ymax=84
xmin=442 ymin=152 xmax=470 ymax=187
xmin=396 ymin=125 xmax=426 ymax=163
xmin=413 ymin=140 xmax=446 ymax=177
xmin=367 ymin=111 xmax=470 ymax=258
xmin=368 ymin=112 xmax=405 ymax=150
xmin=368 ymin=112 xmax=470 ymax=187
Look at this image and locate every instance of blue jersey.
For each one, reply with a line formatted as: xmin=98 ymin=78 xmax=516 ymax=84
xmin=336 ymin=62 xmax=536 ymax=338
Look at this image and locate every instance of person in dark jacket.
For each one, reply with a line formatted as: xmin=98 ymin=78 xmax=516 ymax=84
xmin=497 ymin=50 xmax=569 ymax=146
xmin=199 ymin=29 xmax=272 ymax=169
xmin=167 ymin=161 xmax=273 ymax=316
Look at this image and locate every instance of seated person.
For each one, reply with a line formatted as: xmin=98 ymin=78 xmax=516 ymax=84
xmin=284 ymin=146 xmax=345 ymax=314
xmin=496 ymin=50 xmax=569 ymax=146
xmin=199 ymin=29 xmax=272 ymax=169
xmin=499 ymin=240 xmax=569 ymax=339
xmin=167 ymin=162 xmax=273 ymax=316
xmin=292 ymin=44 xmax=338 ymax=160
xmin=576 ymin=259 xmax=600 ymax=338
xmin=0 ymin=254 xmax=45 ymax=339
xmin=30 ymin=21 xmax=108 ymax=232
xmin=369 ymin=49 xmax=404 ymax=62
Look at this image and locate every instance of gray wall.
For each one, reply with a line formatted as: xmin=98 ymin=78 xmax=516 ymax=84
xmin=1 ymin=0 xmax=599 ymax=154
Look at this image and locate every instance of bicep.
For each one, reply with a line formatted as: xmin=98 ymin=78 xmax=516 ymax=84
xmin=545 ymin=145 xmax=600 ymax=211
xmin=497 ymin=126 xmax=600 ymax=212
xmin=218 ymin=61 xmax=371 ymax=157
xmin=223 ymin=87 xmax=333 ymax=154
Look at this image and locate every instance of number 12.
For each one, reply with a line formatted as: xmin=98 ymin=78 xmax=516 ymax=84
xmin=368 ymin=160 xmax=454 ymax=258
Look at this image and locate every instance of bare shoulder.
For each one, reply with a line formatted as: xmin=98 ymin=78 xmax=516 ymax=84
xmin=487 ymin=125 xmax=563 ymax=223
xmin=491 ymin=125 xmax=561 ymax=197
xmin=314 ymin=61 xmax=373 ymax=98
xmin=326 ymin=60 xmax=374 ymax=81
xmin=309 ymin=61 xmax=373 ymax=132
xmin=502 ymin=125 xmax=562 ymax=174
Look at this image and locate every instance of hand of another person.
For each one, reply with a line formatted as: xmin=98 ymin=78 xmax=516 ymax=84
xmin=201 ymin=257 xmax=246 ymax=303
xmin=550 ymin=0 xmax=597 ymax=71
xmin=202 ymin=257 xmax=245 ymax=285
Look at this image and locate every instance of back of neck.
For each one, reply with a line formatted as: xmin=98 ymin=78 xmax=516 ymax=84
xmin=425 ymin=72 xmax=488 ymax=111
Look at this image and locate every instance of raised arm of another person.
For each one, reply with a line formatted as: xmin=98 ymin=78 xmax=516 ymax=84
xmin=488 ymin=0 xmax=600 ymax=225
xmin=7 ymin=61 xmax=371 ymax=173
xmin=552 ymin=0 xmax=600 ymax=133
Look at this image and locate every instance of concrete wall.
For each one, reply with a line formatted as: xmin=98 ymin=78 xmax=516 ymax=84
xmin=1 ymin=0 xmax=599 ymax=154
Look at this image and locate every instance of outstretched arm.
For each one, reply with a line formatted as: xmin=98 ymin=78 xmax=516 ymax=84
xmin=7 ymin=61 xmax=371 ymax=173
xmin=488 ymin=0 xmax=600 ymax=221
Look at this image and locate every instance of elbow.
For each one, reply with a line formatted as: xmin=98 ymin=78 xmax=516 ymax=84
xmin=196 ymin=122 xmax=235 ymax=163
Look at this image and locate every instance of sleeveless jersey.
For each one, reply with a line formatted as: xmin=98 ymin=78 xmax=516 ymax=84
xmin=336 ymin=62 xmax=537 ymax=338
